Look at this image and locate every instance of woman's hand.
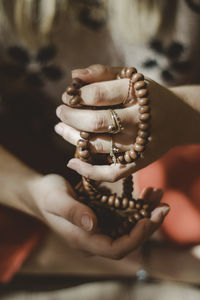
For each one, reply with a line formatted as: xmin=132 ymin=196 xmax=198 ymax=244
xmin=29 ymin=174 xmax=169 ymax=259
xmin=0 ymin=147 xmax=170 ymax=259
xmin=55 ymin=64 xmax=191 ymax=182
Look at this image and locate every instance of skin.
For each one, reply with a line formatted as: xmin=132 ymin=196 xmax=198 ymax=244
xmin=0 ymin=145 xmax=169 ymax=260
xmin=55 ymin=64 xmax=200 ymax=182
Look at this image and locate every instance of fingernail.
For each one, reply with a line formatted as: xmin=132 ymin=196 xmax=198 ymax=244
xmin=56 ymin=106 xmax=62 ymax=118
xmin=161 ymin=206 xmax=170 ymax=217
xmin=62 ymin=93 xmax=67 ymax=103
xmin=81 ymin=214 xmax=94 ymax=231
xmin=72 ymin=68 xmax=90 ymax=77
xmin=54 ymin=124 xmax=63 ymax=135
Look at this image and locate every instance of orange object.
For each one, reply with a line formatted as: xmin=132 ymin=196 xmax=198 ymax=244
xmin=136 ymin=145 xmax=200 ymax=245
xmin=0 ymin=205 xmax=46 ymax=283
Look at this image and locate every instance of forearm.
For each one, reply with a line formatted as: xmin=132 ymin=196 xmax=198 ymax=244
xmin=0 ymin=145 xmax=42 ymax=217
xmin=170 ymin=85 xmax=200 ymax=145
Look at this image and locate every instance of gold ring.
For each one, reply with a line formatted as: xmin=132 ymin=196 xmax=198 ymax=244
xmin=123 ymin=78 xmax=132 ymax=105
xmin=108 ymin=109 xmax=124 ymax=134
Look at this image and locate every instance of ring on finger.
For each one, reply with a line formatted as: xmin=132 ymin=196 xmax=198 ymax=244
xmin=108 ymin=109 xmax=124 ymax=134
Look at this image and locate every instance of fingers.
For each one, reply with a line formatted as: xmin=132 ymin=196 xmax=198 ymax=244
xmin=66 ymin=155 xmax=150 ymax=182
xmin=46 ymin=184 xmax=169 ymax=259
xmin=63 ymin=78 xmax=131 ymax=107
xmin=71 ymin=64 xmax=122 ymax=83
xmin=56 ymin=105 xmax=111 ymax=133
xmin=54 ymin=122 xmax=132 ymax=153
xmin=56 ymin=104 xmax=138 ymax=133
xmin=67 ymin=158 xmax=136 ymax=182
xmin=44 ymin=180 xmax=97 ymax=232
xmin=86 ymin=203 xmax=170 ymax=259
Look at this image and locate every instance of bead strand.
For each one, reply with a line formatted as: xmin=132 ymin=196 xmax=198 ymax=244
xmin=113 ymin=67 xmax=151 ymax=165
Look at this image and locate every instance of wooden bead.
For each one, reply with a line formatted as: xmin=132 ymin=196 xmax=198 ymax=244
xmin=72 ymin=78 xmax=83 ymax=89
xmin=117 ymin=155 xmax=126 ymax=164
xmin=129 ymin=149 xmax=138 ymax=160
xmin=80 ymin=131 xmax=90 ymax=139
xmin=133 ymin=212 xmax=142 ymax=221
xmin=139 ymin=113 xmax=151 ymax=121
xmin=139 ymin=105 xmax=150 ymax=114
xmin=131 ymin=73 xmax=144 ymax=83
xmin=96 ymin=193 xmax=102 ymax=200
xmin=66 ymin=86 xmax=79 ymax=96
xmin=114 ymin=197 xmax=121 ymax=208
xmin=124 ymin=151 xmax=132 ymax=163
xmin=135 ymin=200 xmax=143 ymax=210
xmin=129 ymin=200 xmax=135 ymax=209
xmin=120 ymin=68 xmax=127 ymax=78
xmin=138 ymin=130 xmax=149 ymax=138
xmin=143 ymin=204 xmax=150 ymax=210
xmin=126 ymin=67 xmax=137 ymax=78
xmin=134 ymin=80 xmax=146 ymax=90
xmin=78 ymin=149 xmax=89 ymax=158
xmin=84 ymin=183 xmax=92 ymax=191
xmin=138 ymin=98 xmax=149 ymax=106
xmin=77 ymin=139 xmax=89 ymax=149
xmin=136 ymin=136 xmax=146 ymax=145
xmin=69 ymin=95 xmax=81 ymax=106
xmin=122 ymin=197 xmax=129 ymax=209
xmin=135 ymin=88 xmax=148 ymax=98
xmin=108 ymin=195 xmax=115 ymax=206
xmin=101 ymin=195 xmax=108 ymax=203
xmin=138 ymin=122 xmax=150 ymax=130
xmin=140 ymin=209 xmax=148 ymax=217
xmin=128 ymin=215 xmax=136 ymax=223
xmin=134 ymin=143 xmax=145 ymax=152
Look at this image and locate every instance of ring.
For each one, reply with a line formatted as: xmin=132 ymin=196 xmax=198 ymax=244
xmin=110 ymin=137 xmax=120 ymax=164
xmin=108 ymin=109 xmax=124 ymax=134
xmin=123 ymin=78 xmax=133 ymax=105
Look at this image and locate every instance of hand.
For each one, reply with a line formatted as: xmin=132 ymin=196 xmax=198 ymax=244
xmin=29 ymin=175 xmax=169 ymax=259
xmin=55 ymin=64 xmax=187 ymax=182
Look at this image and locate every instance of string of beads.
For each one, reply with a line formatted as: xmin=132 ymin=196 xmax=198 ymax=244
xmin=66 ymin=67 xmax=153 ymax=238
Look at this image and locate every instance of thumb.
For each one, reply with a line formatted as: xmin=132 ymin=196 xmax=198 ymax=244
xmin=46 ymin=189 xmax=97 ymax=232
xmin=72 ymin=64 xmax=121 ymax=83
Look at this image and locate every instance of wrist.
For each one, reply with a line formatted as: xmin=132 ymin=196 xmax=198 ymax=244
xmin=25 ymin=173 xmax=44 ymax=219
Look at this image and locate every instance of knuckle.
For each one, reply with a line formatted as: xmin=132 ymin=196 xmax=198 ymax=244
xmin=91 ymin=85 xmax=102 ymax=104
xmin=82 ymin=169 xmax=92 ymax=180
xmin=89 ymin=64 xmax=107 ymax=74
xmin=109 ymin=172 xmax=120 ymax=183
xmin=92 ymin=114 xmax=106 ymax=132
